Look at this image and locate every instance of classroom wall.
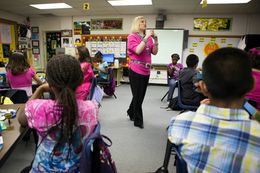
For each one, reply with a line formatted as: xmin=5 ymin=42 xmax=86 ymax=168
xmin=0 ymin=10 xmax=24 ymax=23
xmin=30 ymin=13 xmax=260 ymax=69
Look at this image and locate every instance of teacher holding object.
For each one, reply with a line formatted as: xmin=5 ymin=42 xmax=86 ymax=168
xmin=127 ymin=16 xmax=158 ymax=129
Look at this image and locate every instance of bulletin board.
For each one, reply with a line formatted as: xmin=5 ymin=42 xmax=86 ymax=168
xmin=81 ymin=34 xmax=127 ymax=58
xmin=182 ymin=35 xmax=241 ymax=68
xmin=0 ymin=18 xmax=17 ymax=63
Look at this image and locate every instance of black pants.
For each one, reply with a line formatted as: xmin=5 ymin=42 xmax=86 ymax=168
xmin=128 ymin=69 xmax=149 ymax=125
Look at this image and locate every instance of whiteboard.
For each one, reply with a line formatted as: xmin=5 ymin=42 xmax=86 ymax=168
xmin=151 ymin=29 xmax=184 ymax=65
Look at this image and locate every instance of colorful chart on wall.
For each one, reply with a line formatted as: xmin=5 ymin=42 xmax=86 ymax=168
xmin=182 ymin=36 xmax=241 ymax=68
xmin=82 ymin=35 xmax=127 ymax=58
xmin=0 ymin=22 xmax=16 ymax=62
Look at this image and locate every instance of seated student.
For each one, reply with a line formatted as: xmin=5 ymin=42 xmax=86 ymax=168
xmin=179 ymin=54 xmax=203 ymax=106
xmin=168 ymin=47 xmax=260 ymax=172
xmin=17 ymin=55 xmax=98 ymax=172
xmin=94 ymin=51 xmax=109 ymax=82
xmin=6 ymin=51 xmax=43 ymax=97
xmin=245 ymin=47 xmax=260 ymax=110
xmin=75 ymin=46 xmax=95 ymax=100
xmin=167 ymin=53 xmax=183 ymax=101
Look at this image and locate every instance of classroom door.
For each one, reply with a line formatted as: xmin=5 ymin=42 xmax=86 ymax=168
xmin=46 ymin=32 xmax=61 ymax=61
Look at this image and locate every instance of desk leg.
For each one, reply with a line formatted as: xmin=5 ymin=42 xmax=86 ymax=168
xmin=113 ymin=68 xmax=123 ymax=87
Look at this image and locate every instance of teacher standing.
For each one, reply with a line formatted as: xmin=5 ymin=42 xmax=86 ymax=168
xmin=127 ymin=16 xmax=158 ymax=129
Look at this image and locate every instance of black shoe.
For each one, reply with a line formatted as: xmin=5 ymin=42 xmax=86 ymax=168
xmin=20 ymin=165 xmax=32 ymax=173
xmin=134 ymin=122 xmax=144 ymax=129
xmin=127 ymin=110 xmax=134 ymax=121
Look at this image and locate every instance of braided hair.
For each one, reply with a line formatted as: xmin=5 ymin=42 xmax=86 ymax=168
xmin=46 ymin=54 xmax=83 ymax=159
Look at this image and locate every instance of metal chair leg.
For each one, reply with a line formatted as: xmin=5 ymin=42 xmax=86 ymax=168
xmin=153 ymin=139 xmax=172 ymax=173
xmin=161 ymin=91 xmax=169 ymax=101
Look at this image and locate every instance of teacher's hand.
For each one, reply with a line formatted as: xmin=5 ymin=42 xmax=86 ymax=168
xmin=151 ymin=30 xmax=158 ymax=40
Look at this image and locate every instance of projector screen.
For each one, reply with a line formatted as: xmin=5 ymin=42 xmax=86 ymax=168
xmin=151 ymin=29 xmax=184 ymax=65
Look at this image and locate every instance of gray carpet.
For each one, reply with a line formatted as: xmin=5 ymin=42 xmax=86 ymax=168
xmin=0 ymin=84 xmax=179 ymax=173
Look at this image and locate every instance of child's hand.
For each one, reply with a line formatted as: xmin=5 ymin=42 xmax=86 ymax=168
xmin=200 ymin=98 xmax=210 ymax=105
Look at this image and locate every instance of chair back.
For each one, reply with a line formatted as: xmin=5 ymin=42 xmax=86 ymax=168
xmin=177 ymin=80 xmax=198 ymax=111
xmin=86 ymin=77 xmax=97 ymax=100
xmin=0 ymin=89 xmax=28 ymax=104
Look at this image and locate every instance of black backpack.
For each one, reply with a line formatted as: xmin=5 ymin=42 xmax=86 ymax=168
xmin=168 ymin=97 xmax=181 ymax=110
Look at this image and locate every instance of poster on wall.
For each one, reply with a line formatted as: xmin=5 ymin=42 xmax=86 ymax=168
xmin=61 ymin=30 xmax=72 ymax=37
xmin=183 ymin=36 xmax=240 ymax=68
xmin=0 ymin=24 xmax=12 ymax=44
xmin=73 ymin=21 xmax=90 ymax=35
xmin=193 ymin=18 xmax=232 ymax=32
xmin=2 ymin=44 xmax=10 ymax=58
xmin=91 ymin=18 xmax=123 ymax=30
xmin=31 ymin=27 xmax=39 ymax=40
xmin=82 ymin=35 xmax=127 ymax=58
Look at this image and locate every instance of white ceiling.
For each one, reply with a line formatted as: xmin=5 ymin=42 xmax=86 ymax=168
xmin=0 ymin=0 xmax=259 ymax=17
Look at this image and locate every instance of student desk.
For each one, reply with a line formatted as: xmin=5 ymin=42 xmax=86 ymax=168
xmin=111 ymin=66 xmax=123 ymax=87
xmin=0 ymin=104 xmax=28 ymax=168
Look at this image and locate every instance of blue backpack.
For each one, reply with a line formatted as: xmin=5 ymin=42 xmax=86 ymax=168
xmin=80 ymin=123 xmax=117 ymax=173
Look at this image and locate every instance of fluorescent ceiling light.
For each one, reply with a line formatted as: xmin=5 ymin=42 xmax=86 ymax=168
xmin=108 ymin=0 xmax=152 ymax=6
xmin=200 ymin=0 xmax=251 ymax=4
xmin=30 ymin=3 xmax=72 ymax=9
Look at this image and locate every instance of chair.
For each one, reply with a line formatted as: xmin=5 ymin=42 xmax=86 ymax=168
xmin=86 ymin=77 xmax=97 ymax=101
xmin=177 ymin=80 xmax=198 ymax=111
xmin=97 ymin=68 xmax=117 ymax=99
xmin=161 ymin=73 xmax=178 ymax=102
xmin=0 ymin=89 xmax=28 ymax=104
xmin=153 ymin=139 xmax=188 ymax=173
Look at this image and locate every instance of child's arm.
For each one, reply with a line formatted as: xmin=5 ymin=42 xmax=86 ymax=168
xmin=17 ymin=83 xmax=50 ymax=127
xmin=33 ymin=74 xmax=43 ymax=85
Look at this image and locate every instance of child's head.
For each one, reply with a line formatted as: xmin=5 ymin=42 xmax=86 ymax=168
xmin=46 ymin=54 xmax=83 ymax=92
xmin=46 ymin=54 xmax=83 ymax=156
xmin=76 ymin=46 xmax=91 ymax=63
xmin=202 ymin=47 xmax=254 ymax=101
xmin=171 ymin=53 xmax=180 ymax=64
xmin=249 ymin=47 xmax=260 ymax=70
xmin=186 ymin=54 xmax=199 ymax=68
xmin=95 ymin=51 xmax=103 ymax=62
xmin=6 ymin=51 xmax=30 ymax=75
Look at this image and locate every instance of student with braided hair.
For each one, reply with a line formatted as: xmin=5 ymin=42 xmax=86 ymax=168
xmin=17 ymin=54 xmax=98 ymax=172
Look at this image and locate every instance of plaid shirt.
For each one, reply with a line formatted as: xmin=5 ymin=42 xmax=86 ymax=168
xmin=168 ymin=104 xmax=260 ymax=173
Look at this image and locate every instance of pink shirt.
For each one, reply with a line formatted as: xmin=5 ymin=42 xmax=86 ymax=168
xmin=25 ymin=99 xmax=98 ymax=136
xmin=76 ymin=62 xmax=94 ymax=100
xmin=127 ymin=32 xmax=154 ymax=75
xmin=25 ymin=99 xmax=98 ymax=172
xmin=6 ymin=67 xmax=35 ymax=88
xmin=245 ymin=70 xmax=260 ymax=110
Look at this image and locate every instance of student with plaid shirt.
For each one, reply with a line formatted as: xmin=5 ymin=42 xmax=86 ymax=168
xmin=168 ymin=47 xmax=260 ymax=172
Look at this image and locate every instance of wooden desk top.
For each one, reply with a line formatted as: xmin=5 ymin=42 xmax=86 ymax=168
xmin=0 ymin=104 xmax=27 ymax=167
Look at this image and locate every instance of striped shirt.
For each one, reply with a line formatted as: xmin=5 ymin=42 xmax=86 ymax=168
xmin=168 ymin=104 xmax=260 ymax=173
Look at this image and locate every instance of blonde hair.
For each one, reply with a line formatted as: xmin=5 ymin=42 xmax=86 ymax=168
xmin=130 ymin=16 xmax=145 ymax=33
